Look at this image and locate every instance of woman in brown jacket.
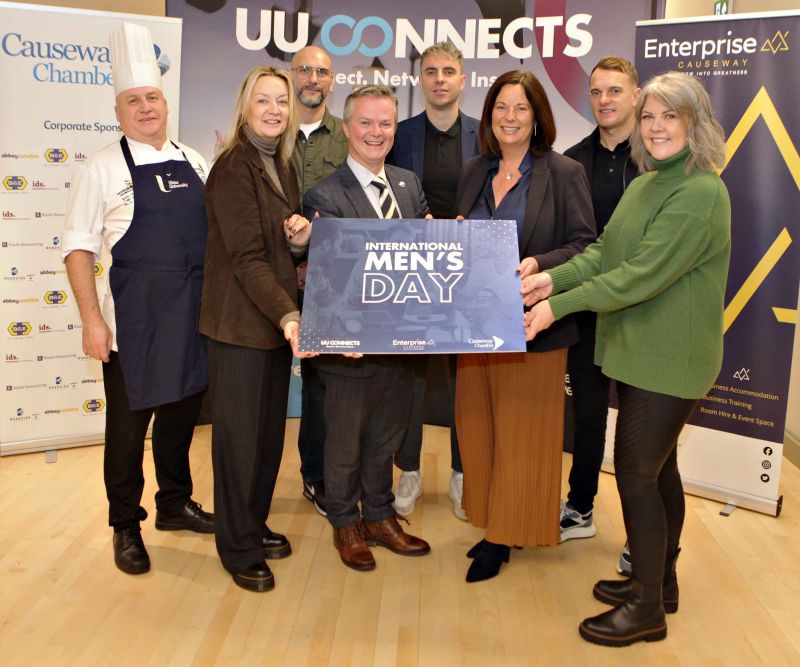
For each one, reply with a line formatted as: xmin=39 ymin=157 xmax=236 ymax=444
xmin=200 ymin=66 xmax=313 ymax=592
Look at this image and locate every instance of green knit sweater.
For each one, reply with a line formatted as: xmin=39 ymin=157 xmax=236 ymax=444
xmin=547 ymin=147 xmax=731 ymax=399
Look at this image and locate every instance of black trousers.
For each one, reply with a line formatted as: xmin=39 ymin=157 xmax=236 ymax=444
xmin=102 ymin=352 xmax=203 ymax=528
xmin=394 ymin=355 xmax=463 ymax=473
xmin=320 ymin=363 xmax=414 ymax=529
xmin=208 ymin=339 xmax=291 ymax=571
xmin=614 ymin=382 xmax=698 ymax=586
xmin=297 ymin=357 xmax=326 ymax=482
xmin=566 ymin=313 xmax=610 ymax=514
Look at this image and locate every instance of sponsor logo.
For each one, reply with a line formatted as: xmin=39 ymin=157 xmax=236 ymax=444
xmin=1 ymin=152 xmax=37 ymax=160
xmin=2 ymin=210 xmax=14 ymax=219
xmin=8 ymin=321 xmax=31 ymax=336
xmin=3 ymin=175 xmax=27 ymax=190
xmin=155 ymin=174 xmax=190 ymax=192
xmin=32 ymin=179 xmax=57 ymax=191
xmin=236 ymin=10 xmax=592 ymax=60
xmin=320 ymin=339 xmax=361 ymax=348
xmin=43 ymin=407 xmax=79 ymax=414
xmin=733 ymin=368 xmax=751 ymax=381
xmin=83 ymin=398 xmax=105 ymax=413
xmin=761 ymin=30 xmax=789 ymax=54
xmin=43 ymin=289 xmax=67 ymax=305
xmin=44 ymin=148 xmax=68 ymax=163
xmin=74 ymin=151 xmax=87 ymax=162
xmin=3 ymin=297 xmax=37 ymax=304
xmin=468 ymin=336 xmax=505 ymax=351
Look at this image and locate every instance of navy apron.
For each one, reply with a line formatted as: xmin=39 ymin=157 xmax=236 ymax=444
xmin=109 ymin=137 xmax=208 ymax=410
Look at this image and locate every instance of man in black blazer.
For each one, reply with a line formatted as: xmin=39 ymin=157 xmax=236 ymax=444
xmin=386 ymin=41 xmax=480 ymax=521
xmin=303 ymin=86 xmax=431 ymax=571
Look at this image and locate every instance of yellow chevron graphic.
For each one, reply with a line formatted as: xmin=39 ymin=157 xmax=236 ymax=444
xmin=772 ymin=307 xmax=797 ymax=324
xmin=720 ymin=87 xmax=799 ymax=333
xmin=760 ymin=30 xmax=789 ymax=54
xmin=720 ymin=87 xmax=800 ymax=189
xmin=724 ymin=229 xmax=792 ymax=333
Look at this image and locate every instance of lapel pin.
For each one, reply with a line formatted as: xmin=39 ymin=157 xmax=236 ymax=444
xmin=398 ymin=181 xmax=406 ymax=188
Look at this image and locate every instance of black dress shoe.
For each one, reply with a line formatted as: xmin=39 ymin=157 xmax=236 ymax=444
xmin=466 ymin=541 xmax=510 ymax=582
xmin=230 ymin=561 xmax=275 ymax=592
xmin=302 ymin=478 xmax=327 ymax=517
xmin=155 ymin=499 xmax=215 ymax=533
xmin=262 ymin=526 xmax=292 ymax=559
xmin=113 ymin=526 xmax=150 ymax=575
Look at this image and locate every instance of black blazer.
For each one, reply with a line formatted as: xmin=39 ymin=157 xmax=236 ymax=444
xmin=455 ymin=150 xmax=596 ymax=352
xmin=387 ymin=110 xmax=480 ymax=180
xmin=303 ymin=160 xmax=429 ymax=377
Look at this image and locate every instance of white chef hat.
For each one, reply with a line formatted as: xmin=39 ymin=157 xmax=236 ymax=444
xmin=109 ymin=22 xmax=162 ymax=97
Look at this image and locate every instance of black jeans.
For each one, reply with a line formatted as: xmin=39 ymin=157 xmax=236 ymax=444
xmin=102 ymin=352 xmax=203 ymax=528
xmin=394 ymin=355 xmax=463 ymax=473
xmin=298 ymin=357 xmax=326 ymax=482
xmin=566 ymin=314 xmax=610 ymax=514
xmin=614 ymin=382 xmax=698 ymax=586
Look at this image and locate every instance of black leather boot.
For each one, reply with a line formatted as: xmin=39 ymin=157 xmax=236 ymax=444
xmin=579 ymin=579 xmax=666 ymax=647
xmin=465 ymin=541 xmax=510 ymax=582
xmin=593 ymin=548 xmax=680 ymax=613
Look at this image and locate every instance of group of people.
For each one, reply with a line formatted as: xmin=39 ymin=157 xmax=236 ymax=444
xmin=62 ymin=22 xmax=731 ymax=648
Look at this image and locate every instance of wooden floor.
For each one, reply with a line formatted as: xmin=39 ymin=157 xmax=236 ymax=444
xmin=1 ymin=421 xmax=799 ymax=666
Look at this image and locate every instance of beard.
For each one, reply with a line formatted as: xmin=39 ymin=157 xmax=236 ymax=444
xmin=298 ymin=88 xmax=325 ymax=109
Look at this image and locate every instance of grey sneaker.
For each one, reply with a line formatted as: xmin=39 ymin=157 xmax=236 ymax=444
xmin=617 ymin=541 xmax=632 ymax=576
xmin=393 ymin=470 xmax=422 ymax=516
xmin=559 ymin=501 xmax=597 ymax=542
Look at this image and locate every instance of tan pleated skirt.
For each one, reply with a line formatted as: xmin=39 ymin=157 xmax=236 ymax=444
xmin=455 ymin=349 xmax=567 ymax=547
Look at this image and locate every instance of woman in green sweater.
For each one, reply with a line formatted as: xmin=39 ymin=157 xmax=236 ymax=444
xmin=521 ymin=72 xmax=731 ymax=647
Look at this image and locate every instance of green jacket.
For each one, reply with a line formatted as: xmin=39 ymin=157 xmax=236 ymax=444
xmin=547 ymin=147 xmax=731 ymax=399
xmin=292 ymin=108 xmax=348 ymax=197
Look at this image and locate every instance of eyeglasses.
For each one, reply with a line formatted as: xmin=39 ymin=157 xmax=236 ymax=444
xmin=292 ymin=65 xmax=332 ymax=80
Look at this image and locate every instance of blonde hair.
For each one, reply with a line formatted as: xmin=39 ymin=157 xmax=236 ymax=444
xmin=219 ymin=66 xmax=298 ymax=164
xmin=420 ymin=41 xmax=464 ymax=71
xmin=631 ymin=72 xmax=725 ymax=174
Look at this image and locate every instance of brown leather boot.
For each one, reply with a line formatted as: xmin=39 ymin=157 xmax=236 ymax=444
xmin=333 ymin=521 xmax=375 ymax=571
xmin=364 ymin=515 xmax=430 ymax=556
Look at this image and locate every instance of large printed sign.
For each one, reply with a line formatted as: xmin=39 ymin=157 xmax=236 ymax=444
xmin=299 ymin=218 xmax=525 ymax=354
xmin=629 ymin=12 xmax=800 ymax=514
xmin=167 ymin=0 xmax=652 ymax=159
xmin=0 ymin=2 xmax=183 ymax=455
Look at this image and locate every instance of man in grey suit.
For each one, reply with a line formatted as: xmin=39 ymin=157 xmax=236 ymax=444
xmin=303 ymin=86 xmax=431 ymax=571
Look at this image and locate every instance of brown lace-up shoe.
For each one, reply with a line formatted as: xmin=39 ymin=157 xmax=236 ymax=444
xmin=364 ymin=515 xmax=430 ymax=556
xmin=333 ymin=521 xmax=376 ymax=571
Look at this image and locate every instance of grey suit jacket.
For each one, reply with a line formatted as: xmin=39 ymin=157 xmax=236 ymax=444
xmin=303 ymin=161 xmax=429 ymax=377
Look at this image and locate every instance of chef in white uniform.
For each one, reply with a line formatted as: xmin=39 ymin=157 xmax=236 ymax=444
xmin=63 ymin=22 xmax=214 ymax=576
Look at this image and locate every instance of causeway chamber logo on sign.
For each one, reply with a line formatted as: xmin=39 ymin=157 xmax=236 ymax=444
xmin=1 ymin=31 xmax=172 ymax=86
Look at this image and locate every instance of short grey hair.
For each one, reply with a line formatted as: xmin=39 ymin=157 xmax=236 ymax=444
xmin=342 ymin=85 xmax=398 ymax=123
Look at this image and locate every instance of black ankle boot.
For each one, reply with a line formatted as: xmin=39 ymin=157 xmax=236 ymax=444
xmin=466 ymin=539 xmax=488 ymax=558
xmin=465 ymin=541 xmax=510 ymax=582
xmin=579 ymin=579 xmax=666 ymax=647
xmin=593 ymin=548 xmax=680 ymax=613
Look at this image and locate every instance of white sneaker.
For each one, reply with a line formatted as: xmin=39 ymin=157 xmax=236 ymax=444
xmin=393 ymin=470 xmax=422 ymax=516
xmin=448 ymin=471 xmax=467 ymax=520
xmin=559 ymin=501 xmax=597 ymax=542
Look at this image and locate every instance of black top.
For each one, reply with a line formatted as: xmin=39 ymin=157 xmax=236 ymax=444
xmin=422 ymin=115 xmax=462 ymax=218
xmin=591 ymin=137 xmax=632 ymax=236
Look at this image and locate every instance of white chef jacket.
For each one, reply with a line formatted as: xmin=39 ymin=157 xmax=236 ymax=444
xmin=62 ymin=136 xmax=209 ymax=350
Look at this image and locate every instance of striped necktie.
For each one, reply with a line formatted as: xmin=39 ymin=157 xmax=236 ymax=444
xmin=370 ymin=177 xmax=400 ymax=219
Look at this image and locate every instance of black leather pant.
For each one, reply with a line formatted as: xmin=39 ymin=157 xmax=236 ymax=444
xmin=614 ymin=382 xmax=698 ymax=588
